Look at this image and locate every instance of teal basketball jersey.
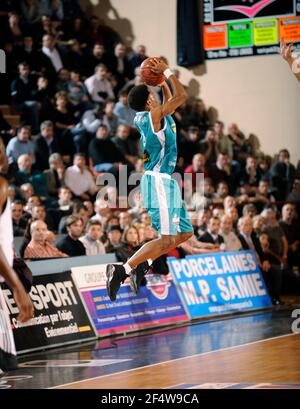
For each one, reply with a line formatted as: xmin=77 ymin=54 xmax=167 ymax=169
xmin=134 ymin=111 xmax=177 ymax=175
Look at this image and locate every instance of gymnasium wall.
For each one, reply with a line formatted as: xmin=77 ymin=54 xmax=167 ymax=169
xmin=81 ymin=0 xmax=300 ymax=165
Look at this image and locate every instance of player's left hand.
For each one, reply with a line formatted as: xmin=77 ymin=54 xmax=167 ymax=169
xmin=150 ymin=58 xmax=169 ymax=74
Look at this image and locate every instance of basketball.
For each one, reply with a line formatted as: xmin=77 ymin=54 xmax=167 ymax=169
xmin=140 ymin=57 xmax=166 ymax=86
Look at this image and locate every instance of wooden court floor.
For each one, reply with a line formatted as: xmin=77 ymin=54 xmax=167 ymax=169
xmin=54 ymin=333 xmax=300 ymax=389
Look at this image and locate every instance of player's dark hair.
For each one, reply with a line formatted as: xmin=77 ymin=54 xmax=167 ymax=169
xmin=128 ymin=85 xmax=150 ymax=112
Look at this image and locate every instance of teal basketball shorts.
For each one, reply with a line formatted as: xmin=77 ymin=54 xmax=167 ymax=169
xmin=141 ymin=171 xmax=193 ymax=236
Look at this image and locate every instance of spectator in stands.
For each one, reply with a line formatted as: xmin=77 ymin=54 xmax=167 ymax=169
xmin=220 ymin=214 xmax=242 ymax=252
xmin=253 ymin=215 xmax=267 ymax=236
xmin=251 ymin=179 xmax=276 ymax=213
xmin=115 ymin=225 xmax=140 ymax=263
xmin=188 ymin=98 xmax=210 ymax=137
xmin=34 ymin=121 xmax=61 ymax=171
xmin=91 ymin=198 xmax=112 ymax=226
xmin=85 ymin=15 xmax=121 ymax=52
xmin=227 ymin=122 xmax=248 ymax=164
xmin=32 ymin=75 xmax=53 ymax=121
xmin=56 ymin=186 xmax=72 ymax=211
xmin=208 ymin=152 xmax=235 ymax=194
xmin=81 ymin=103 xmax=104 ymax=135
xmin=43 ymin=153 xmax=65 ymax=196
xmin=20 ymin=183 xmax=34 ymax=202
xmin=79 ymin=219 xmax=105 ymax=256
xmin=242 ymin=203 xmax=257 ymax=218
xmin=6 ymin=125 xmax=35 ymax=165
xmin=113 ymin=90 xmax=136 ymax=127
xmin=5 ymin=12 xmax=24 ymax=47
xmin=39 ymin=34 xmax=65 ymax=83
xmin=225 ymin=206 xmax=239 ymax=232
xmin=15 ymin=154 xmax=48 ymax=197
xmin=129 ymin=44 xmax=148 ymax=71
xmin=20 ymin=1 xmax=40 ymax=26
xmin=105 ymin=224 xmax=122 ymax=253
xmin=84 ymin=64 xmax=114 ymax=103
xmin=88 ymin=124 xmax=125 ymax=174
xmin=64 ymin=153 xmax=97 ymax=200
xmin=102 ymin=99 xmax=119 ymax=137
xmin=179 ymin=126 xmax=202 ymax=167
xmin=55 ymin=68 xmax=70 ymax=93
xmin=238 ymin=216 xmax=269 ymax=267
xmin=239 ymin=156 xmax=262 ymax=189
xmin=269 ymin=149 xmax=296 ymax=201
xmin=224 ymin=196 xmax=237 ymax=211
xmin=199 ymin=128 xmax=219 ymax=165
xmin=31 ymin=203 xmax=55 ymax=232
xmin=11 ymin=200 xmax=27 ymax=236
xmin=262 ymin=208 xmax=288 ymax=266
xmin=119 ymin=211 xmax=133 ymax=231
xmin=86 ymin=43 xmax=114 ymax=77
xmin=112 ymin=124 xmax=138 ymax=165
xmin=199 ymin=216 xmax=224 ymax=245
xmin=214 ymin=121 xmax=233 ymax=159
xmin=24 ymin=220 xmax=67 ymax=259
xmin=56 ymin=215 xmax=86 ymax=256
xmin=184 ymin=153 xmax=207 ymax=193
xmin=58 ymin=200 xmax=88 ymax=234
xmin=111 ymin=43 xmax=133 ymax=92
xmin=39 ymin=0 xmax=64 ymax=21
xmin=213 ymin=181 xmax=229 ymax=204
xmin=52 ymin=91 xmax=87 ymax=154
xmin=259 ymin=233 xmax=284 ymax=305
xmin=279 ymin=203 xmax=300 ymax=274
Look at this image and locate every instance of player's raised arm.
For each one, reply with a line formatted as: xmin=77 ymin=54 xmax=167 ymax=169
xmin=280 ymin=40 xmax=300 ymax=82
xmin=151 ymin=59 xmax=187 ymax=119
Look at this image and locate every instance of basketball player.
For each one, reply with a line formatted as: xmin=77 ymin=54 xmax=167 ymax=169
xmin=280 ymin=40 xmax=300 ymax=82
xmin=0 ymin=175 xmax=34 ymax=373
xmin=106 ymin=58 xmax=193 ymax=301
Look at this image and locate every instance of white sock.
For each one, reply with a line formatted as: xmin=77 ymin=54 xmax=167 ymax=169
xmin=124 ymin=262 xmax=133 ymax=275
xmin=147 ymin=259 xmax=153 ymax=266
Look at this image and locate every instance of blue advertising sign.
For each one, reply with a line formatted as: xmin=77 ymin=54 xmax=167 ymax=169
xmin=71 ymin=264 xmax=188 ymax=336
xmin=168 ymin=251 xmax=272 ymax=319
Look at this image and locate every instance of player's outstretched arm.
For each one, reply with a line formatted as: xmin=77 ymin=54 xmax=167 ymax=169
xmin=280 ymin=40 xmax=300 ymax=82
xmin=151 ymin=59 xmax=187 ymax=120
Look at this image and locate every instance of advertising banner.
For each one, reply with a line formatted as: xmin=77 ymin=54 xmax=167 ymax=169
xmin=71 ymin=264 xmax=188 ymax=336
xmin=2 ymin=271 xmax=96 ymax=353
xmin=168 ymin=251 xmax=272 ymax=319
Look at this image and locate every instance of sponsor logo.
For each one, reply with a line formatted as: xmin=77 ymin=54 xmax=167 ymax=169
xmin=146 ymin=274 xmax=171 ymax=300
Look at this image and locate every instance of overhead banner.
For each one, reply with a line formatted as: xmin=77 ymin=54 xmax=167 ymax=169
xmin=2 ymin=271 xmax=96 ymax=353
xmin=71 ymin=264 xmax=188 ymax=336
xmin=168 ymin=251 xmax=272 ymax=319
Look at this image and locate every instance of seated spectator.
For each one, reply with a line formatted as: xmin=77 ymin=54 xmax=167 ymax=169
xmin=239 ymin=156 xmax=262 ymax=189
xmin=34 ymin=121 xmax=61 ymax=171
xmin=213 ymin=181 xmax=229 ymax=204
xmin=225 ymin=206 xmax=239 ymax=232
xmin=58 ymin=200 xmax=88 ymax=234
xmin=67 ymin=70 xmax=91 ymax=110
xmin=24 ymin=220 xmax=67 ymax=259
xmin=279 ymin=203 xmax=300 ymax=274
xmin=56 ymin=186 xmax=73 ymax=211
xmin=224 ymin=196 xmax=237 ymax=211
xmin=259 ymin=233 xmax=284 ymax=305
xmin=113 ymin=90 xmax=136 ymax=127
xmin=84 ymin=64 xmax=114 ymax=104
xmin=102 ymin=99 xmax=119 ymax=137
xmin=64 ymin=153 xmax=98 ymax=200
xmin=20 ymin=183 xmax=34 ymax=203
xmin=43 ymin=153 xmax=65 ymax=197
xmin=199 ymin=128 xmax=219 ymax=165
xmin=214 ymin=120 xmax=233 ymax=159
xmin=220 ymin=214 xmax=242 ymax=252
xmin=11 ymin=62 xmax=39 ymax=133
xmin=110 ymin=43 xmax=134 ymax=92
xmin=88 ymin=125 xmax=125 ymax=174
xmin=11 ymin=200 xmax=27 ymax=237
xmin=91 ymin=198 xmax=112 ymax=226
xmin=52 ymin=91 xmax=87 ymax=154
xmin=208 ymin=152 xmax=236 ymax=194
xmin=115 ymin=225 xmax=140 ymax=262
xmin=85 ymin=43 xmax=114 ymax=77
xmin=262 ymin=208 xmax=288 ymax=266
xmin=79 ymin=220 xmax=105 ymax=256
xmin=81 ymin=104 xmax=105 ymax=135
xmin=32 ymin=75 xmax=53 ymax=122
xmin=39 ymin=34 xmax=65 ymax=85
xmin=15 ymin=154 xmax=48 ymax=197
xmin=105 ymin=224 xmax=122 ymax=253
xmin=251 ymin=179 xmax=276 ymax=213
xmin=6 ymin=126 xmax=35 ymax=166
xmin=183 ymin=153 xmax=207 ymax=195
xmin=119 ymin=211 xmax=133 ymax=231
xmin=31 ymin=204 xmax=55 ymax=232
xmin=253 ymin=215 xmax=267 ymax=236
xmin=269 ymin=149 xmax=296 ymax=201
xmin=178 ymin=126 xmax=202 ymax=167
xmin=112 ymin=124 xmax=138 ymax=165
xmin=199 ymin=216 xmax=224 ymax=245
xmin=212 ymin=206 xmax=225 ymax=219
xmin=227 ymin=122 xmax=249 ymax=165
xmin=242 ymin=203 xmax=257 ymax=218
xmin=56 ymin=68 xmax=70 ymax=93
xmin=56 ymin=215 xmax=86 ymax=256
xmin=129 ymin=44 xmax=148 ymax=72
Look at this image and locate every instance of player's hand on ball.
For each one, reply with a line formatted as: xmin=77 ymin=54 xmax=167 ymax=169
xmin=150 ymin=58 xmax=169 ymax=75
xmin=280 ymin=39 xmax=293 ymax=62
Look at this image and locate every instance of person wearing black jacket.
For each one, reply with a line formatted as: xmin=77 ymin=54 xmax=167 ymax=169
xmin=237 ymin=216 xmax=267 ymax=265
xmin=34 ymin=121 xmax=61 ymax=171
xmin=88 ymin=124 xmax=125 ymax=174
xmin=199 ymin=216 xmax=224 ymax=246
xmin=56 ymin=215 xmax=86 ymax=257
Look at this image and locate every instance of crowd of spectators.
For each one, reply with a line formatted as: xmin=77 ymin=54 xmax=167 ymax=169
xmin=0 ymin=0 xmax=300 ymax=305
